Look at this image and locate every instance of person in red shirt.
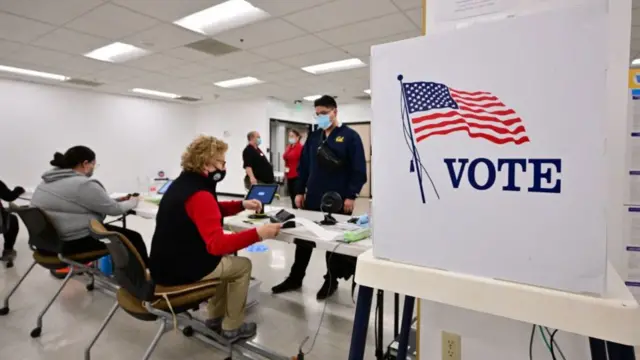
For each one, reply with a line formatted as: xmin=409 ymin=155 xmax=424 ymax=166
xmin=149 ymin=135 xmax=281 ymax=341
xmin=282 ymin=129 xmax=303 ymax=208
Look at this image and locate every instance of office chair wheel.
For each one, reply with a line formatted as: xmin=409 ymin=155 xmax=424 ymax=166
xmin=86 ymin=283 xmax=94 ymax=291
xmin=182 ymin=326 xmax=194 ymax=337
xmin=30 ymin=327 xmax=41 ymax=338
xmin=0 ymin=307 xmax=8 ymax=316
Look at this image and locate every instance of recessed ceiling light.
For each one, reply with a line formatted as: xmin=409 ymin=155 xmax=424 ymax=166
xmin=301 ymin=58 xmax=366 ymax=75
xmin=632 ymin=58 xmax=640 ymax=66
xmin=174 ymin=0 xmax=269 ymax=36
xmin=131 ymin=88 xmax=179 ymax=99
xmin=214 ymin=76 xmax=263 ymax=88
xmin=364 ymin=89 xmax=371 ymax=95
xmin=303 ymin=95 xmax=322 ymax=101
xmin=85 ymin=42 xmax=149 ymax=63
xmin=0 ymin=65 xmax=68 ymax=81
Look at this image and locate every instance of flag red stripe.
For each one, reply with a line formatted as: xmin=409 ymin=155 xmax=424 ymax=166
xmin=454 ymin=98 xmax=506 ymax=108
xmin=449 ymin=89 xmax=491 ymax=96
xmin=415 ymin=126 xmax=530 ymax=145
xmin=413 ymin=118 xmax=527 ymax=135
xmin=451 ymin=94 xmax=499 ymax=102
xmin=459 ymin=106 xmax=515 ymax=116
xmin=412 ymin=111 xmax=523 ymax=127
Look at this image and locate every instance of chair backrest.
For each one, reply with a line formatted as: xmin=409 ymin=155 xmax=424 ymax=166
xmin=89 ymin=220 xmax=155 ymax=301
xmin=14 ymin=206 xmax=63 ymax=253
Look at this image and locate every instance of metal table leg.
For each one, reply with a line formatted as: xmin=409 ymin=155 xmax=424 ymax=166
xmin=396 ymin=296 xmax=415 ymax=360
xmin=394 ymin=293 xmax=400 ymax=338
xmin=348 ymin=285 xmax=374 ymax=360
xmin=590 ymin=338 xmax=636 ymax=360
xmin=376 ymin=290 xmax=384 ymax=360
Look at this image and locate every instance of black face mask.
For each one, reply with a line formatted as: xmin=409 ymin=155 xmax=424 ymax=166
xmin=208 ymin=169 xmax=226 ymax=183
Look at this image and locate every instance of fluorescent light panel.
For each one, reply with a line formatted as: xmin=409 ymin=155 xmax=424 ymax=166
xmin=301 ymin=58 xmax=366 ymax=75
xmin=214 ymin=76 xmax=263 ymax=88
xmin=85 ymin=42 xmax=149 ymax=63
xmin=0 ymin=65 xmax=68 ymax=81
xmin=364 ymin=89 xmax=371 ymax=94
xmin=174 ymin=0 xmax=269 ymax=35
xmin=303 ymin=95 xmax=322 ymax=101
xmin=131 ymin=88 xmax=179 ymax=99
xmin=633 ymin=58 xmax=640 ymax=66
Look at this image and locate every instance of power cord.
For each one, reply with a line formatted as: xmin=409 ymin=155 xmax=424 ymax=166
xmin=541 ymin=327 xmax=567 ymax=360
xmin=549 ymin=329 xmax=559 ymax=360
xmin=529 ymin=324 xmax=536 ymax=360
xmin=297 ymin=242 xmax=344 ymax=359
xmin=529 ymin=325 xmax=566 ymax=360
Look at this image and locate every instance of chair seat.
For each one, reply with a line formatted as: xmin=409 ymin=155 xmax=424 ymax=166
xmin=117 ymin=281 xmax=219 ymax=321
xmin=33 ymin=249 xmax=109 ymax=270
xmin=154 ymin=278 xmax=221 ymax=295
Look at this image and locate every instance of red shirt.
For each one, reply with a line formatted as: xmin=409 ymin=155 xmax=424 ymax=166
xmin=283 ymin=142 xmax=303 ymax=179
xmin=185 ymin=192 xmax=259 ymax=255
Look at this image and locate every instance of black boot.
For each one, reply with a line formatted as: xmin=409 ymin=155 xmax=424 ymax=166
xmin=316 ymin=275 xmax=338 ymax=300
xmin=271 ymin=277 xmax=303 ymax=294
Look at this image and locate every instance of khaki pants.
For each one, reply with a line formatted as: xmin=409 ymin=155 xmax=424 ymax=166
xmin=201 ymin=256 xmax=252 ymax=330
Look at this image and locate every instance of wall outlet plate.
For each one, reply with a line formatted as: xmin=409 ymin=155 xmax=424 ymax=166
xmin=441 ymin=331 xmax=461 ymax=360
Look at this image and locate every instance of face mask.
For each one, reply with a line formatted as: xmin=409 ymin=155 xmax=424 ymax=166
xmin=288 ymin=137 xmax=297 ymax=144
xmin=256 ymin=138 xmax=262 ymax=146
xmin=208 ymin=169 xmax=226 ymax=183
xmin=316 ymin=114 xmax=331 ymax=130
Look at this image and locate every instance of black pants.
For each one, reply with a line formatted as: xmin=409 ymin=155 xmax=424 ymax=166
xmin=2 ymin=213 xmax=19 ymax=252
xmin=40 ymin=224 xmax=150 ymax=266
xmin=287 ymin=177 xmax=298 ymax=209
xmin=288 ymin=207 xmax=357 ymax=283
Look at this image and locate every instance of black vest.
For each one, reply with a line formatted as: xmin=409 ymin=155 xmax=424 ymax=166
xmin=149 ymin=171 xmax=223 ymax=285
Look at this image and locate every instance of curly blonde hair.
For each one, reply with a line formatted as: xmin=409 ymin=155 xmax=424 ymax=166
xmin=181 ymin=135 xmax=228 ymax=172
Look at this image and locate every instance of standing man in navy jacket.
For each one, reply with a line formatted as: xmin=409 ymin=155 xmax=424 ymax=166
xmin=271 ymin=95 xmax=367 ymax=300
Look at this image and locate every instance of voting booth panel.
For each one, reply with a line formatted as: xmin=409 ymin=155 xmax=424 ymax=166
xmin=371 ymin=5 xmax=608 ymax=294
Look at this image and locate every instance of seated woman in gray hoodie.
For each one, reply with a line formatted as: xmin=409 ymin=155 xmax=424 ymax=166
xmin=30 ymin=146 xmax=148 ymax=264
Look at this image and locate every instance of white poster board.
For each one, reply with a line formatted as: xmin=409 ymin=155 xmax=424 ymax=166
xmin=371 ymin=4 xmax=607 ymax=293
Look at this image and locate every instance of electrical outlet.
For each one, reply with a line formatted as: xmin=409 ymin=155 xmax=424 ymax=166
xmin=441 ymin=331 xmax=461 ymax=360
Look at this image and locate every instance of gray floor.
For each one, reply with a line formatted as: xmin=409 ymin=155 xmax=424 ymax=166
xmin=0 ymin=197 xmax=401 ymax=360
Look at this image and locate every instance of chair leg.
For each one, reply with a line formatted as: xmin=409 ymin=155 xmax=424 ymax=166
xmin=30 ymin=266 xmax=75 ymax=338
xmin=84 ymin=301 xmax=119 ymax=360
xmin=141 ymin=321 xmax=167 ymax=360
xmin=0 ymin=260 xmax=37 ymax=315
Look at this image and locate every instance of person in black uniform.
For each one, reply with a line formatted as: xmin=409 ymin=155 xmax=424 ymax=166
xmin=242 ymin=131 xmax=275 ymax=190
xmin=0 ymin=180 xmax=25 ymax=264
xmin=271 ymin=95 xmax=367 ymax=300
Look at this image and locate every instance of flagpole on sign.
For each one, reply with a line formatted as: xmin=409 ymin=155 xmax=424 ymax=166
xmin=398 ymin=74 xmax=426 ymax=204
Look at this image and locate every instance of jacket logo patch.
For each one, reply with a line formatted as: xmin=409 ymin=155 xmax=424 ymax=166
xmin=335 ymin=136 xmax=344 ymax=143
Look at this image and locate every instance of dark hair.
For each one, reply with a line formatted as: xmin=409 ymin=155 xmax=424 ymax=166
xmin=313 ymin=95 xmax=337 ymax=109
xmin=50 ymin=146 xmax=96 ymax=169
xmin=289 ymin=129 xmax=301 ymax=138
xmin=246 ymin=131 xmax=257 ymax=141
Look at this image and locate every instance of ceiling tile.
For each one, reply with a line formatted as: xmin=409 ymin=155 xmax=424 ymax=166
xmin=279 ymin=48 xmax=351 ymax=67
xmin=88 ymin=65 xmax=160 ymax=82
xmin=111 ymin=0 xmax=225 ymax=21
xmin=201 ymin=51 xmax=267 ymax=69
xmin=252 ymin=35 xmax=331 ymax=59
xmin=233 ymin=61 xmax=292 ymax=76
xmin=391 ymin=0 xmax=421 ymax=10
xmin=122 ymin=23 xmax=206 ymax=52
xmin=194 ymin=70 xmax=243 ymax=84
xmin=0 ymin=0 xmax=105 ymax=25
xmin=404 ymin=8 xmax=422 ymax=28
xmin=340 ymin=30 xmax=420 ymax=56
xmin=212 ymin=19 xmax=306 ymax=50
xmin=53 ymin=55 xmax=111 ymax=74
xmin=249 ymin=0 xmax=334 ymax=16
xmin=64 ymin=3 xmax=159 ymax=39
xmin=31 ymin=28 xmax=111 ymax=55
xmin=4 ymin=45 xmax=73 ymax=68
xmin=284 ymin=0 xmax=398 ymax=32
xmin=162 ymin=46 xmax=214 ymax=61
xmin=0 ymin=39 xmax=25 ymax=59
xmin=316 ymin=13 xmax=416 ymax=46
xmin=316 ymin=66 xmax=370 ymax=82
xmin=126 ymin=54 xmax=186 ymax=71
xmin=159 ymin=62 xmax=215 ymax=78
xmin=0 ymin=12 xmax=55 ymax=43
xmin=259 ymin=69 xmax=309 ymax=82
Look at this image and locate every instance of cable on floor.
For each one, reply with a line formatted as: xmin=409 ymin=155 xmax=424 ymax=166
xmin=550 ymin=329 xmax=559 ymax=360
xmin=529 ymin=324 xmax=536 ymax=360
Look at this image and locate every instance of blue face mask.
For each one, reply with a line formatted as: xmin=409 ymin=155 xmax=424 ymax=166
xmin=316 ymin=114 xmax=331 ymax=129
xmin=288 ymin=137 xmax=297 ymax=144
xmin=256 ymin=138 xmax=262 ymax=146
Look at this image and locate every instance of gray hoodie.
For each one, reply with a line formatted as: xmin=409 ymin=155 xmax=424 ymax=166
xmin=30 ymin=169 xmax=139 ymax=241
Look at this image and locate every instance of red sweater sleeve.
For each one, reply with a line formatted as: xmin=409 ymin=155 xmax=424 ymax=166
xmin=219 ymin=200 xmax=244 ymax=217
xmin=185 ymin=191 xmax=260 ymax=256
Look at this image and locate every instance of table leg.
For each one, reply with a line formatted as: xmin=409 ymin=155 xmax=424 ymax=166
xmin=376 ymin=290 xmax=384 ymax=360
xmin=394 ymin=293 xmax=400 ymax=338
xmin=348 ymin=285 xmax=374 ymax=360
xmin=396 ymin=296 xmax=415 ymax=360
xmin=590 ymin=338 xmax=636 ymax=360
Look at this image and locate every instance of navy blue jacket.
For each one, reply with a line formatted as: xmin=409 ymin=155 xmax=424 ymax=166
xmin=296 ymin=125 xmax=367 ymax=210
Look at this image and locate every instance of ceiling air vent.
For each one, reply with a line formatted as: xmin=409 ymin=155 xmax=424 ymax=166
xmin=176 ymin=96 xmax=202 ymax=102
xmin=354 ymin=95 xmax=371 ymax=101
xmin=65 ymin=78 xmax=104 ymax=87
xmin=185 ymin=39 xmax=241 ymax=56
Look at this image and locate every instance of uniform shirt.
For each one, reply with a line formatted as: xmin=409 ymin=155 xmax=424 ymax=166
xmin=242 ymin=144 xmax=275 ymax=183
xmin=296 ymin=125 xmax=367 ymax=210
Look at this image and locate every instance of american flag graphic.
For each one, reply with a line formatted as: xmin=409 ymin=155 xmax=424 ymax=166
xmin=402 ymin=81 xmax=530 ymax=145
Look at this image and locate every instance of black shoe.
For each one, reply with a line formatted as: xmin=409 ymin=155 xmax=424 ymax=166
xmin=205 ymin=317 xmax=223 ymax=332
xmin=316 ymin=276 xmax=338 ymax=300
xmin=0 ymin=249 xmax=16 ymax=262
xmin=221 ymin=322 xmax=257 ymax=342
xmin=271 ymin=277 xmax=302 ymax=294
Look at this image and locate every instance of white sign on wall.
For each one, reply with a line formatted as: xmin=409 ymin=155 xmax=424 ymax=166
xmin=371 ymin=4 xmax=608 ymax=294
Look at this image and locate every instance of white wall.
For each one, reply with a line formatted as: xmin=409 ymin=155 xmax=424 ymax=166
xmin=268 ymin=98 xmax=372 ymax=124
xmin=0 ymin=79 xmax=195 ymax=192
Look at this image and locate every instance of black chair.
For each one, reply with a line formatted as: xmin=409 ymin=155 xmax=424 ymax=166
xmin=0 ymin=206 xmax=110 ymax=338
xmin=85 ymin=219 xmax=232 ymax=360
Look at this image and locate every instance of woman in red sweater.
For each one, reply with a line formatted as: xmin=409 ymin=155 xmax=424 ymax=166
xmin=283 ymin=129 xmax=303 ymax=208
xmin=149 ymin=135 xmax=281 ymax=341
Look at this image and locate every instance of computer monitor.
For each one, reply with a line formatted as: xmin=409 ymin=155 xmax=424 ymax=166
xmin=245 ymin=184 xmax=279 ymax=206
xmin=157 ymin=180 xmax=173 ymax=195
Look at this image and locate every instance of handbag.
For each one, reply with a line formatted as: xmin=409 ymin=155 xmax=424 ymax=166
xmin=316 ymin=140 xmax=344 ymax=172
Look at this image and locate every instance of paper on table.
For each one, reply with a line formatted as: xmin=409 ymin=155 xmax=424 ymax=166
xmin=283 ymin=218 xmax=342 ymax=241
